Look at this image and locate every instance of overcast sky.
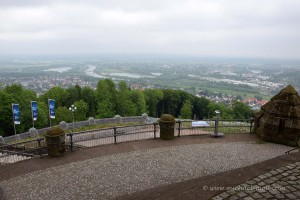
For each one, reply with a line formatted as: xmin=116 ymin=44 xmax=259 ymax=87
xmin=1 ymin=0 xmax=300 ymax=59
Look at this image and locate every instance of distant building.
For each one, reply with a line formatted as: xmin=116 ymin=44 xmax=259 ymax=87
xmin=243 ymin=98 xmax=268 ymax=110
xmin=130 ymin=84 xmax=143 ymax=90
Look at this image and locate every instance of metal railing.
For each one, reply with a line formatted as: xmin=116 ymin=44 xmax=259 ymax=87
xmin=0 ymin=138 xmax=46 ymax=165
xmin=65 ymin=118 xmax=254 ymax=151
xmin=0 ymin=118 xmax=254 ymax=165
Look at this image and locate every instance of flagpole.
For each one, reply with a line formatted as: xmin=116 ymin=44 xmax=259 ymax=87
xmin=31 ymin=101 xmax=35 ymax=128
xmin=48 ymin=99 xmax=51 ymax=127
xmin=12 ymin=103 xmax=17 ymax=141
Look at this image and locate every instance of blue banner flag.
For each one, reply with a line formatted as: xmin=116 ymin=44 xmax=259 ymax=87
xmin=31 ymin=101 xmax=38 ymax=121
xmin=48 ymin=99 xmax=55 ymax=119
xmin=12 ymin=103 xmax=20 ymax=124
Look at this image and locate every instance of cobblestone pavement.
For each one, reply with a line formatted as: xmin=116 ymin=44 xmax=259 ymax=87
xmin=212 ymin=161 xmax=300 ymax=200
xmin=1 ymin=142 xmax=292 ymax=200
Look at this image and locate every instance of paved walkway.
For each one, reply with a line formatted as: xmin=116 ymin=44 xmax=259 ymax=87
xmin=211 ymin=162 xmax=300 ymax=200
xmin=0 ymin=137 xmax=293 ymax=200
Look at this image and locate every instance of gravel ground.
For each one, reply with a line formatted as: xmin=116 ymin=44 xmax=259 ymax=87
xmin=1 ymin=142 xmax=292 ymax=200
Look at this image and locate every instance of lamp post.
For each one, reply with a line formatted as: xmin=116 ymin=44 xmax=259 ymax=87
xmin=211 ymin=110 xmax=224 ymax=137
xmin=69 ymin=104 xmax=77 ymax=131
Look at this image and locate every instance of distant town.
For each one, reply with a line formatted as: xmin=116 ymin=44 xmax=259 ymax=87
xmin=1 ymin=56 xmax=299 ymax=110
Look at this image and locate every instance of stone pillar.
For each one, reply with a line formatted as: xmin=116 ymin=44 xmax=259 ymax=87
xmin=88 ymin=117 xmax=95 ymax=125
xmin=59 ymin=121 xmax=68 ymax=131
xmin=29 ymin=127 xmax=38 ymax=138
xmin=45 ymin=127 xmax=66 ymax=157
xmin=142 ymin=113 xmax=148 ymax=122
xmin=159 ymin=114 xmax=175 ymax=140
xmin=114 ymin=115 xmax=122 ymax=124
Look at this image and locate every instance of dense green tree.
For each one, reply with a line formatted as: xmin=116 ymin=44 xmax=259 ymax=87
xmin=0 ymin=90 xmax=16 ymax=136
xmin=144 ymin=89 xmax=163 ymax=117
xmin=40 ymin=87 xmax=68 ymax=107
xmin=34 ymin=102 xmax=49 ymax=128
xmin=66 ymin=85 xmax=81 ymax=105
xmin=0 ymin=82 xmax=257 ymax=137
xmin=207 ymin=102 xmax=233 ymax=119
xmin=81 ymin=86 xmax=96 ymax=117
xmin=96 ymin=79 xmax=117 ymax=118
xmin=53 ymin=107 xmax=73 ymax=124
xmin=74 ymin=100 xmax=89 ymax=121
xmin=158 ymin=89 xmax=181 ymax=116
xmin=130 ymin=90 xmax=147 ymax=115
xmin=157 ymin=89 xmax=194 ymax=117
xmin=231 ymin=101 xmax=255 ymax=119
xmin=192 ymin=97 xmax=210 ymax=119
xmin=116 ymin=81 xmax=136 ymax=116
xmin=179 ymin=100 xmax=193 ymax=119
xmin=1 ymin=84 xmax=38 ymax=134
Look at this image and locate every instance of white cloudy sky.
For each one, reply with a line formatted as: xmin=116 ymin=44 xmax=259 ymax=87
xmin=0 ymin=0 xmax=300 ymax=59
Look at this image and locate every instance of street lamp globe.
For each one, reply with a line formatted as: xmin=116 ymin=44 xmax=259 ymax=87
xmin=69 ymin=104 xmax=77 ymax=130
xmin=69 ymin=104 xmax=77 ymax=112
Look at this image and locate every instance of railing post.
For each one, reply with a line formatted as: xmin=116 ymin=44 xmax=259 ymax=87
xmin=67 ymin=133 xmax=74 ymax=152
xmin=113 ymin=127 xmax=117 ymax=144
xmin=153 ymin=122 xmax=157 ymax=139
xmin=214 ymin=118 xmax=218 ymax=136
xmin=177 ymin=120 xmax=181 ymax=137
xmin=249 ymin=117 xmax=254 ymax=134
xmin=37 ymin=138 xmax=43 ymax=157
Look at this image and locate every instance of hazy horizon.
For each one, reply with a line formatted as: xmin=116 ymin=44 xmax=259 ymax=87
xmin=1 ymin=0 xmax=300 ymax=60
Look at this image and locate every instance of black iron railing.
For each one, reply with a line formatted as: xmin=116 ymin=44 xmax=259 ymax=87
xmin=0 ymin=118 xmax=255 ymax=164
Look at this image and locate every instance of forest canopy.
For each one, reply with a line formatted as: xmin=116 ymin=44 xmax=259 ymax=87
xmin=0 ymin=79 xmax=255 ymax=137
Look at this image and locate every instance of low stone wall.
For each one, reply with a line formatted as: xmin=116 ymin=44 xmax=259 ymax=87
xmin=2 ymin=114 xmax=148 ymax=143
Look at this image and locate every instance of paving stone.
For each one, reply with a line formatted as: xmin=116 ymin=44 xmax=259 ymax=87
xmin=262 ymin=192 xmax=274 ymax=198
xmin=282 ymin=172 xmax=289 ymax=176
xmin=269 ymin=188 xmax=280 ymax=195
xmin=265 ymin=179 xmax=274 ymax=184
xmin=251 ymin=192 xmax=263 ymax=199
xmin=286 ymin=185 xmax=297 ymax=192
xmin=287 ymin=180 xmax=296 ymax=185
xmin=265 ymin=173 xmax=272 ymax=177
xmin=258 ymin=175 xmax=267 ymax=179
xmin=270 ymin=170 xmax=278 ymax=175
xmin=293 ymin=185 xmax=300 ymax=190
xmin=212 ymin=195 xmax=223 ymax=200
xmin=257 ymin=182 xmax=266 ymax=186
xmin=286 ymin=165 xmax=295 ymax=169
xmin=253 ymin=178 xmax=261 ymax=182
xmin=275 ymin=194 xmax=286 ymax=199
xmin=236 ymin=191 xmax=247 ymax=198
xmin=293 ymin=191 xmax=300 ymax=197
xmin=243 ymin=197 xmax=254 ymax=200
xmin=288 ymin=176 xmax=297 ymax=181
xmin=285 ymin=193 xmax=298 ymax=199
xmin=219 ymin=192 xmax=230 ymax=198
xmin=278 ymin=181 xmax=288 ymax=186
xmin=228 ymin=195 xmax=239 ymax=200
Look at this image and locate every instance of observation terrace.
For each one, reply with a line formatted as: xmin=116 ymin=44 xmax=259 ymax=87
xmin=0 ymin=116 xmax=299 ymax=200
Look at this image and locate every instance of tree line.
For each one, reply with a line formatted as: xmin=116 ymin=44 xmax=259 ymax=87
xmin=0 ymin=79 xmax=254 ymax=137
